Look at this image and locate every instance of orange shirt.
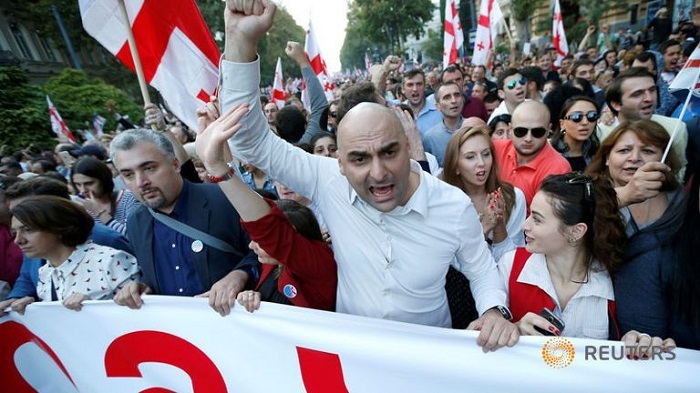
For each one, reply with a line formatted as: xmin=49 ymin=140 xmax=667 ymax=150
xmin=494 ymin=139 xmax=572 ymax=207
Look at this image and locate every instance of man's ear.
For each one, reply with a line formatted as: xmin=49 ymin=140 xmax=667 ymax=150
xmin=498 ymin=89 xmax=505 ymax=100
xmin=609 ymin=100 xmax=622 ymax=114
xmin=337 ymin=157 xmax=345 ymax=176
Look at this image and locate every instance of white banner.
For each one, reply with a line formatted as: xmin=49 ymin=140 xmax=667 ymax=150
xmin=2 ymin=296 xmax=698 ymax=392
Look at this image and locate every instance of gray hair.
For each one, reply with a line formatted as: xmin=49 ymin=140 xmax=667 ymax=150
xmin=110 ymin=128 xmax=176 ymax=162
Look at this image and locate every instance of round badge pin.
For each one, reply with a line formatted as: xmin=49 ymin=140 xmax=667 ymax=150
xmin=191 ymin=240 xmax=204 ymax=253
xmin=283 ymin=284 xmax=297 ymax=298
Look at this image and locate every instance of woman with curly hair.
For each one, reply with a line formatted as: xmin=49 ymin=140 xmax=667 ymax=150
xmin=586 ymin=120 xmax=684 ymax=342
xmin=442 ymin=126 xmax=526 ymax=261
xmin=498 ymin=173 xmax=627 ymax=339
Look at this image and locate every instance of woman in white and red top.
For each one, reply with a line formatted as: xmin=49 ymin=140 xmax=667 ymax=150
xmin=497 ymin=173 xmax=626 ymax=339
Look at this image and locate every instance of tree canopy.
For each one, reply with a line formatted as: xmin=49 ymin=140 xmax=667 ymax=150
xmin=341 ymin=0 xmax=435 ymax=69
xmin=0 ymin=67 xmax=143 ymax=152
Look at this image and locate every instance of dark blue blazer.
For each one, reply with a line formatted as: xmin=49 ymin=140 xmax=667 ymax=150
xmin=126 ymin=181 xmax=258 ymax=294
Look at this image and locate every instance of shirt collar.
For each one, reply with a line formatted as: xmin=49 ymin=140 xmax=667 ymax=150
xmin=169 ymin=180 xmax=190 ymax=220
xmin=518 ymin=254 xmax=614 ymax=303
xmin=46 ymin=243 xmax=90 ymax=275
xmin=347 ymin=160 xmax=427 ymax=218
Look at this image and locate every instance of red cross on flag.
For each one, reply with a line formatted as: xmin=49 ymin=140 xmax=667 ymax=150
xmin=47 ymin=96 xmax=76 ymax=143
xmin=552 ymin=0 xmax=569 ymax=67
xmin=272 ymin=57 xmax=289 ymax=108
xmin=443 ymin=0 xmax=464 ymax=67
xmin=78 ymin=0 xmax=220 ymax=130
xmin=302 ymin=19 xmax=334 ymax=109
xmin=472 ymin=0 xmax=504 ymax=66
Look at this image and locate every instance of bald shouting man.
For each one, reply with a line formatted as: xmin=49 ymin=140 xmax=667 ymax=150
xmin=218 ymin=0 xmax=518 ymax=351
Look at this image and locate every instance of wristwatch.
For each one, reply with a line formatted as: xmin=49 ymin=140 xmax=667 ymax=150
xmin=487 ymin=305 xmax=513 ymax=321
xmin=206 ymin=164 xmax=235 ymax=183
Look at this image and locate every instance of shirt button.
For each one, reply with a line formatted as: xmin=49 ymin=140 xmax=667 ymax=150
xmin=178 ymin=288 xmax=183 ymax=293
xmin=175 ymin=266 xmax=180 ymax=270
xmin=171 ymin=244 xmax=176 ymax=248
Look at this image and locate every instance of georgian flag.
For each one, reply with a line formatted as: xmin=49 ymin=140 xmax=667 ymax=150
xmin=443 ymin=0 xmax=464 ymax=67
xmin=472 ymin=0 xmax=503 ymax=66
xmin=47 ymin=96 xmax=76 ymax=142
xmin=552 ymin=0 xmax=569 ymax=67
xmin=669 ymin=43 xmax=700 ymax=101
xmin=302 ymin=19 xmax=334 ymax=109
xmin=78 ymin=0 xmax=220 ymax=130
xmin=271 ymin=57 xmax=289 ymax=108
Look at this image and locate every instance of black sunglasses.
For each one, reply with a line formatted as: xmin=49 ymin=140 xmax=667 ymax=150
xmin=513 ymin=126 xmax=547 ymax=138
xmin=564 ymin=111 xmax=599 ymax=123
xmin=566 ymin=172 xmax=593 ymax=202
xmin=506 ymin=77 xmax=527 ymax=90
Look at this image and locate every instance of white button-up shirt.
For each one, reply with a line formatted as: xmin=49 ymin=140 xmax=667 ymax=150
xmin=37 ymin=242 xmax=139 ymax=302
xmin=220 ymin=58 xmax=507 ymax=328
xmin=497 ymin=251 xmax=613 ymax=339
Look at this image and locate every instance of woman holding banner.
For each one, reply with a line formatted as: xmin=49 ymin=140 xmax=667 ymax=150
xmin=195 ymin=102 xmax=337 ymax=313
xmin=497 ymin=172 xmax=626 ymax=339
xmin=9 ymin=196 xmax=139 ymax=312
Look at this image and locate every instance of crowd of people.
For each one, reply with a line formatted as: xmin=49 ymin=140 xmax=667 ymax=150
xmin=1 ymin=0 xmax=699 ymax=355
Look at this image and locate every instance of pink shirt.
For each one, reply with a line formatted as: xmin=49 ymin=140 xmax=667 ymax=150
xmin=494 ymin=140 xmax=571 ymax=207
xmin=0 ymin=224 xmax=22 ymax=287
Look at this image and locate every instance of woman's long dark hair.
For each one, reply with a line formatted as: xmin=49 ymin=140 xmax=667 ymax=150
xmin=539 ymin=172 xmax=627 ymax=272
xmin=669 ymin=171 xmax=700 ymax=330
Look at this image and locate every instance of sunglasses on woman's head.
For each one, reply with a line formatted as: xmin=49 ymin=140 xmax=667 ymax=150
xmin=506 ymin=77 xmax=527 ymax=90
xmin=564 ymin=111 xmax=599 ymax=123
xmin=512 ymin=126 xmax=547 ymax=138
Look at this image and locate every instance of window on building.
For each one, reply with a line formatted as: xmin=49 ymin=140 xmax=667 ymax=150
xmin=10 ymin=24 xmax=34 ymax=60
xmin=39 ymin=36 xmax=57 ymax=62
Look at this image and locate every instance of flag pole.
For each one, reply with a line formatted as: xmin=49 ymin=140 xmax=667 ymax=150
xmin=117 ymin=0 xmax=154 ymax=110
xmin=661 ymin=68 xmax=700 ymax=163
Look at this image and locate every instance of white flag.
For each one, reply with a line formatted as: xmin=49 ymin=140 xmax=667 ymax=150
xmin=78 ymin=0 xmax=220 ymax=130
xmin=443 ymin=0 xmax=464 ymax=67
xmin=472 ymin=0 xmax=503 ymax=66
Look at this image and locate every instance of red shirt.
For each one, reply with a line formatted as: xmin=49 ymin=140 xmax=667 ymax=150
xmin=494 ymin=139 xmax=571 ymax=207
xmin=241 ymin=201 xmax=337 ymax=311
xmin=0 ymin=224 xmax=22 ymax=287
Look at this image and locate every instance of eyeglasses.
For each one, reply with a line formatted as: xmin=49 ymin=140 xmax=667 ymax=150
xmin=566 ymin=172 xmax=593 ymax=201
xmin=506 ymin=77 xmax=527 ymax=90
xmin=512 ymin=127 xmax=547 ymax=138
xmin=564 ymin=111 xmax=599 ymax=123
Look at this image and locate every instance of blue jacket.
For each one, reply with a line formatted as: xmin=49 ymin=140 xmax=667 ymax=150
xmin=6 ymin=223 xmax=131 ymax=300
xmin=614 ymin=191 xmax=684 ymax=338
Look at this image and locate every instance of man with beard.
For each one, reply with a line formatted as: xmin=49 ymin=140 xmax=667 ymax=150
xmin=598 ymin=67 xmax=688 ymax=178
xmin=110 ymin=129 xmax=258 ymax=316
xmin=423 ymin=82 xmax=465 ymax=165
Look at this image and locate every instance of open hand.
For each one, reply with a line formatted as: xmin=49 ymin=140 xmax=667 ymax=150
xmin=195 ymin=103 xmax=249 ymax=176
